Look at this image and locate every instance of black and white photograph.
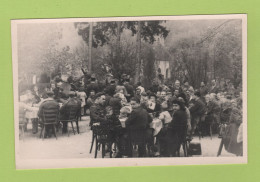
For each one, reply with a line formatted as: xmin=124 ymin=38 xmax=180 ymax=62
xmin=12 ymin=14 xmax=247 ymax=169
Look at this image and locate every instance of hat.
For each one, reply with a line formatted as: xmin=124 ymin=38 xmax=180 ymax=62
xmin=95 ymin=92 xmax=105 ymax=100
xmin=46 ymin=91 xmax=54 ymax=97
xmin=69 ymin=91 xmax=76 ymax=97
xmin=141 ymin=92 xmax=148 ymax=96
xmin=110 ymin=79 xmax=115 ymax=84
xmin=90 ymin=77 xmax=96 ymax=82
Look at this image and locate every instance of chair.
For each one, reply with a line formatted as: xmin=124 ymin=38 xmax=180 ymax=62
xmin=59 ymin=105 xmax=80 ymax=136
xmin=19 ymin=122 xmax=26 ymax=141
xmin=91 ymin=124 xmax=113 ymax=158
xmin=39 ymin=106 xmax=59 ymax=140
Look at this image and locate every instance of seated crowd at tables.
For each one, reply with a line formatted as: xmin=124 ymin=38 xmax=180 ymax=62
xmin=18 ymin=74 xmax=243 ymax=157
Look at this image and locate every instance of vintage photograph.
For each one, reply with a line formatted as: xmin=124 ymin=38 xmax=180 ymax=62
xmin=12 ymin=14 xmax=247 ymax=169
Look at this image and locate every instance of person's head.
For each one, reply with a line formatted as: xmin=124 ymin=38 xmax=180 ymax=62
xmin=172 ymin=99 xmax=184 ymax=111
xmin=50 ymin=83 xmax=56 ymax=89
xmin=113 ymin=93 xmax=121 ymax=99
xmin=46 ymin=91 xmax=54 ymax=98
xmin=174 ymin=80 xmax=180 ymax=88
xmin=149 ymin=94 xmax=157 ymax=103
xmin=178 ymin=97 xmax=185 ymax=105
xmin=194 ymin=91 xmax=201 ymax=100
xmin=90 ymin=90 xmax=96 ymax=96
xmin=130 ymin=98 xmax=140 ymax=109
xmin=210 ymin=93 xmax=217 ymax=100
xmin=69 ymin=91 xmax=76 ymax=98
xmin=184 ymin=81 xmax=189 ymax=87
xmin=161 ymin=91 xmax=166 ymax=98
xmin=201 ymin=81 xmax=205 ymax=87
xmin=231 ymin=99 xmax=237 ymax=108
xmin=141 ymin=92 xmax=149 ymax=103
xmin=57 ymin=81 xmax=62 ymax=88
xmin=95 ymin=92 xmax=106 ymax=105
xmin=33 ymin=85 xmax=38 ymax=92
xmin=212 ymin=79 xmax=216 ymax=85
xmin=110 ymin=79 xmax=115 ymax=85
xmin=205 ymin=94 xmax=211 ymax=103
xmin=186 ymin=86 xmax=194 ymax=96
xmin=123 ymin=78 xmax=130 ymax=85
xmin=156 ymin=91 xmax=161 ymax=97
xmin=116 ymin=87 xmax=124 ymax=94
xmin=174 ymin=89 xmax=179 ymax=96
xmin=161 ymin=100 xmax=168 ymax=110
xmin=136 ymin=88 xmax=141 ymax=95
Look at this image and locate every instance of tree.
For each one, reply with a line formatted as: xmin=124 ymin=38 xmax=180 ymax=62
xmin=75 ymin=21 xmax=169 ymax=83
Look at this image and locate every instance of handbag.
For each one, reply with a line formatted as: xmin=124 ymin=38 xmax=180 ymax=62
xmin=188 ymin=142 xmax=202 ymax=156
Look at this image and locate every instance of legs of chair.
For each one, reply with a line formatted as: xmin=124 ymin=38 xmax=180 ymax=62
xmin=183 ymin=141 xmax=188 ymax=157
xmin=217 ymin=138 xmax=224 ymax=156
xmin=90 ymin=132 xmax=95 ymax=153
xmin=71 ymin=121 xmax=76 ymax=135
xmin=76 ymin=120 xmax=79 ymax=134
xmin=39 ymin=125 xmax=44 ymax=138
xmin=20 ymin=124 xmax=25 ymax=141
xmin=53 ymin=125 xmax=57 ymax=140
xmin=209 ymin=123 xmax=213 ymax=140
xmin=42 ymin=125 xmax=46 ymax=140
xmin=102 ymin=143 xmax=106 ymax=158
xmin=94 ymin=137 xmax=98 ymax=158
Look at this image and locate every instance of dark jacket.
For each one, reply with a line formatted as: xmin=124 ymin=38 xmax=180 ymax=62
xmin=38 ymin=98 xmax=60 ymax=120
xmin=105 ymin=84 xmax=116 ymax=97
xmin=60 ymin=98 xmax=81 ymax=120
xmin=86 ymin=82 xmax=99 ymax=96
xmin=124 ymin=83 xmax=134 ymax=100
xmin=199 ymin=86 xmax=209 ymax=97
xmin=125 ymin=106 xmax=153 ymax=130
xmin=90 ymin=103 xmax=106 ymax=124
xmin=189 ymin=98 xmax=206 ymax=117
xmin=109 ymin=97 xmax=122 ymax=116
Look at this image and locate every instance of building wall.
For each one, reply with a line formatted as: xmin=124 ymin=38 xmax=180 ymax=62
xmin=156 ymin=60 xmax=170 ymax=79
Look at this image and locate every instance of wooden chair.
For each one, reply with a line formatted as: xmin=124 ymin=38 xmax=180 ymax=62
xmin=59 ymin=105 xmax=80 ymax=136
xmin=39 ymin=106 xmax=59 ymax=140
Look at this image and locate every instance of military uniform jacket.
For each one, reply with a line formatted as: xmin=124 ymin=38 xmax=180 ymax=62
xmin=90 ymin=103 xmax=106 ymax=124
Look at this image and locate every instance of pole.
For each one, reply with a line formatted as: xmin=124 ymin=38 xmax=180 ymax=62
xmin=135 ymin=21 xmax=141 ymax=84
xmin=88 ymin=22 xmax=93 ymax=73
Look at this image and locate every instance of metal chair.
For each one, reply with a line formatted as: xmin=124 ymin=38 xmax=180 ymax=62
xmin=92 ymin=124 xmax=113 ymax=158
xmin=39 ymin=106 xmax=59 ymax=140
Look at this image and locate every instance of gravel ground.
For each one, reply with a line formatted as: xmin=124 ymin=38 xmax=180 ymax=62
xmin=18 ymin=116 xmax=235 ymax=159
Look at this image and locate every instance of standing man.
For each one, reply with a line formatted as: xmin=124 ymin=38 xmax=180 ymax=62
xmin=189 ymin=91 xmax=206 ymax=136
xmin=123 ymin=78 xmax=134 ymax=102
xmin=199 ymin=81 xmax=209 ymax=97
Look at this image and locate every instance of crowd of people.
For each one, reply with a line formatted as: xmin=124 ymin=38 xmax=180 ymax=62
xmin=18 ymin=70 xmax=243 ymax=157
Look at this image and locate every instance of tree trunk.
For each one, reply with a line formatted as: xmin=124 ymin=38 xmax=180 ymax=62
xmin=116 ymin=21 xmax=121 ymax=77
xmin=135 ymin=21 xmax=142 ymax=84
xmin=88 ymin=22 xmax=93 ymax=73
